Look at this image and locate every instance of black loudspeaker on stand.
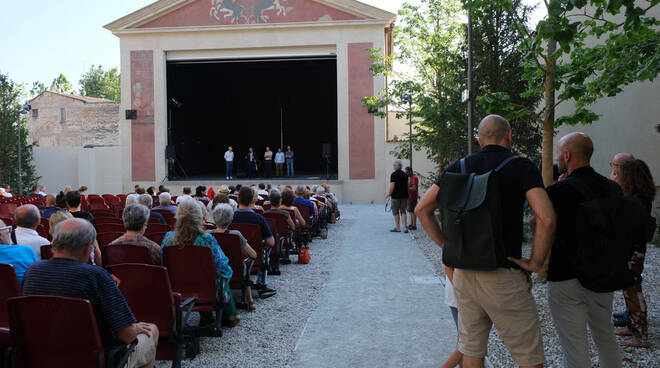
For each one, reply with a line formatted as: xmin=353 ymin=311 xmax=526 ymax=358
xmin=322 ymin=143 xmax=332 ymax=180
xmin=166 ymin=145 xmax=188 ymax=177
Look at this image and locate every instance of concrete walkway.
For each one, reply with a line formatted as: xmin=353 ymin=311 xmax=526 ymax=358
xmin=290 ymin=205 xmax=457 ymax=368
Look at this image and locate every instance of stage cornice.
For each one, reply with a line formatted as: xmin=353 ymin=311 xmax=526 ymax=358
xmin=104 ymin=0 xmax=396 ymax=34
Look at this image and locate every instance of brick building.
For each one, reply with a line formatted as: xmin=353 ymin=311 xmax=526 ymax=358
xmin=28 ymin=91 xmax=120 ymax=147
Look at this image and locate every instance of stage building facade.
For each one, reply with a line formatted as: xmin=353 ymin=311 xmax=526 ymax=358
xmin=105 ymin=0 xmax=398 ymax=202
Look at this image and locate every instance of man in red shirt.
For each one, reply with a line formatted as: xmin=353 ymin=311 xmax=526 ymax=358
xmin=405 ymin=166 xmax=419 ymax=230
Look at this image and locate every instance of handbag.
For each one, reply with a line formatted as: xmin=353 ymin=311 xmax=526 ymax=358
xmin=298 ymin=247 xmax=310 ymax=264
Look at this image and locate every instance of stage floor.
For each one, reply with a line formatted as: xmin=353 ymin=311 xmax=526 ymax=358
xmin=163 ymin=175 xmax=342 ymax=187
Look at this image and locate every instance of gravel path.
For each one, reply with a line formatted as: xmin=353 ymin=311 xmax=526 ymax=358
xmin=410 ymin=228 xmax=660 ymax=367
xmin=156 ymin=215 xmax=349 ymax=368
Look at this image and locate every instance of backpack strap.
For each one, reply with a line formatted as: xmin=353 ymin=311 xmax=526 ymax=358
xmin=10 ymin=228 xmax=17 ymax=245
xmin=494 ymin=155 xmax=519 ymax=172
xmin=459 ymin=158 xmax=467 ymax=174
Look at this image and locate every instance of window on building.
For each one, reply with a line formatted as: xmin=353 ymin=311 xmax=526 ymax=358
xmin=31 ymin=109 xmax=38 ymax=118
xmin=60 ymin=108 xmax=66 ymax=123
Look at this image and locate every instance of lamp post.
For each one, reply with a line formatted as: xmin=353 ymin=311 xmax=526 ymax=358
xmin=17 ymin=103 xmax=31 ymax=195
xmin=401 ymin=93 xmax=413 ymax=170
xmin=466 ymin=0 xmax=474 ymax=155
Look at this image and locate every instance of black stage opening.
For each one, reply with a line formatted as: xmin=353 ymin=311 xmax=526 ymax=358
xmin=166 ymin=56 xmax=338 ymax=180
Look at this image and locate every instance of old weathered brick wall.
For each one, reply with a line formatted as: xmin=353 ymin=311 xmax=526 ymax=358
xmin=28 ymin=93 xmax=120 ymax=147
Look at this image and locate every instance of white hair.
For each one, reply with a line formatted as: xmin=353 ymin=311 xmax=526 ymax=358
xmin=159 ymin=192 xmax=171 ymax=206
xmin=125 ymin=194 xmax=140 ymax=205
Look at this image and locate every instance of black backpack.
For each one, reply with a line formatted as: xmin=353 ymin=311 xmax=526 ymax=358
xmin=565 ymin=178 xmax=655 ymax=292
xmin=436 ymin=155 xmax=518 ymax=270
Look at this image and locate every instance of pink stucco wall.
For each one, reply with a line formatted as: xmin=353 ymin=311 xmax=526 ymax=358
xmin=130 ymin=50 xmax=156 ymax=182
xmin=348 ymin=43 xmax=375 ymax=180
xmin=139 ymin=0 xmax=362 ymax=27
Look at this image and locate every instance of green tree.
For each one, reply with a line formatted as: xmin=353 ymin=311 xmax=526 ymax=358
xmin=363 ymin=0 xmax=469 ymax=173
xmin=79 ymin=65 xmax=120 ymax=101
xmin=472 ymin=0 xmax=660 ymax=185
xmin=29 ymin=81 xmax=46 ymax=98
xmin=49 ymin=73 xmax=73 ymax=94
xmin=0 ymin=72 xmax=40 ymax=195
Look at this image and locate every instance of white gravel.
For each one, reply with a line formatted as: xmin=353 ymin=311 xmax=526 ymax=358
xmin=156 ymin=218 xmax=348 ymax=368
xmin=410 ymin=228 xmax=660 ymax=367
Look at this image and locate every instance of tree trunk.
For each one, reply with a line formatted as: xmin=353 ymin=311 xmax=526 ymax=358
xmin=542 ymin=40 xmax=557 ymax=187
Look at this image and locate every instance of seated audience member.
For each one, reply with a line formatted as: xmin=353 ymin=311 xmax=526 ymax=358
xmin=0 ymin=187 xmax=6 ymax=197
xmin=135 ymin=187 xmax=146 ymax=195
xmin=146 ymin=186 xmax=155 ymax=196
xmin=50 ymin=210 xmax=102 ymax=265
xmin=233 ymin=186 xmax=276 ymax=297
xmin=257 ymin=183 xmax=268 ymax=197
xmin=175 ymin=187 xmax=193 ymax=204
xmin=22 ymin=219 xmax=159 ymax=367
xmin=207 ymin=193 xmax=234 ymax=218
xmin=0 ymin=219 xmax=38 ymax=283
xmin=63 ymin=186 xmax=73 ymax=194
xmin=265 ymin=189 xmax=296 ymax=231
xmin=66 ymin=191 xmax=94 ymax=223
xmin=281 ymin=189 xmax=306 ymax=227
xmin=162 ymin=200 xmax=240 ymax=327
xmin=194 ymin=186 xmax=210 ymax=201
xmin=233 ymin=184 xmax=242 ymax=195
xmin=38 ymin=186 xmax=47 ymax=196
xmin=110 ymin=204 xmax=162 ymax=265
xmin=13 ymin=204 xmax=50 ymax=256
xmin=55 ymin=191 xmax=67 ymax=210
xmin=152 ymin=192 xmax=177 ymax=214
xmin=294 ymin=186 xmax=316 ymax=216
xmin=210 ymin=203 xmax=258 ymax=311
xmin=28 ymin=185 xmax=41 ymax=197
xmin=41 ymin=194 xmax=59 ymax=219
xmin=125 ymin=194 xmax=140 ymax=206
xmin=137 ymin=194 xmax=166 ymax=225
xmin=78 ymin=185 xmax=88 ymax=196
xmin=157 ymin=185 xmax=166 ymax=195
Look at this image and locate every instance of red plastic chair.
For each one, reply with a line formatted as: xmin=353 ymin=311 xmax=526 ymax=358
xmin=228 ymin=223 xmax=266 ymax=277
xmin=148 ymin=217 xmax=162 ymax=225
xmin=162 ymin=246 xmax=223 ymax=337
xmin=0 ymin=217 xmax=12 ymax=227
xmin=211 ymin=233 xmax=254 ymax=309
xmin=107 ymin=264 xmax=196 ymax=366
xmin=146 ymin=232 xmax=167 ymax=246
xmin=7 ymin=295 xmax=136 ymax=368
xmin=95 ymin=223 xmax=125 ymax=233
xmin=167 ymin=217 xmax=177 ymax=228
xmin=94 ymin=217 xmax=123 ymax=225
xmin=97 ymin=232 xmax=124 ymax=246
xmin=153 ymin=210 xmax=174 ymax=221
xmin=90 ymin=202 xmax=110 ymax=211
xmin=0 ymin=204 xmax=17 ymax=218
xmin=0 ymin=264 xmax=20 ymax=329
xmin=102 ymin=195 xmax=119 ymax=205
xmin=101 ymin=245 xmax=152 ymax=267
xmin=145 ymin=223 xmax=171 ymax=234
xmin=91 ymin=209 xmax=114 ymax=217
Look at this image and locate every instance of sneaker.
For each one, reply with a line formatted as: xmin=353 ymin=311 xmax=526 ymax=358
xmin=258 ymin=290 xmax=276 ymax=299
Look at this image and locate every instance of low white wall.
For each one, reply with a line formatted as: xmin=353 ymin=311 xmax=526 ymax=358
xmin=34 ymin=146 xmax=123 ymax=195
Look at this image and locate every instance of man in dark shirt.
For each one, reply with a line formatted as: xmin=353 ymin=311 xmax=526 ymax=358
xmin=386 ymin=160 xmax=409 ymax=233
xmin=137 ymin=194 xmax=167 ymax=225
xmin=416 ymin=115 xmax=555 ymax=368
xmin=233 ymin=186 xmax=276 ymax=297
xmin=65 ymin=190 xmax=94 ymax=223
xmin=22 ymin=218 xmax=158 ymax=367
xmin=545 ymin=132 xmax=622 ymax=367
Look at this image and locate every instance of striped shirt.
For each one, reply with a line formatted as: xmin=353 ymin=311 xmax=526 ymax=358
xmin=22 ymin=258 xmax=136 ymax=351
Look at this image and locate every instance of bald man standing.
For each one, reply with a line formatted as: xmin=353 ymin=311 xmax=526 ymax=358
xmin=546 ymin=133 xmax=623 ymax=367
xmin=416 ymin=115 xmax=555 ymax=368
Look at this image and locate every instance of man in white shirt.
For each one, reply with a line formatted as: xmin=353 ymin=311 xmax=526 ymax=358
xmin=224 ymin=146 xmax=234 ymax=179
xmin=264 ymin=146 xmax=273 ymax=178
xmin=257 ymin=183 xmax=269 ymax=197
xmin=13 ymin=204 xmax=50 ymax=258
xmin=38 ymin=186 xmax=47 ymax=196
xmin=1 ymin=185 xmax=12 ymax=197
xmin=274 ymin=148 xmax=285 ymax=177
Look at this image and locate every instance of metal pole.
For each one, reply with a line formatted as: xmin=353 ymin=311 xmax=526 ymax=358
xmin=409 ymin=100 xmax=413 ymax=171
xmin=17 ymin=124 xmax=22 ymax=195
xmin=467 ymin=2 xmax=474 ymax=155
xmin=280 ymin=106 xmax=284 ymax=149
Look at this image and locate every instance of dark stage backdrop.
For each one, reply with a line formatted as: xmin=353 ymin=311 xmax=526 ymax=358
xmin=166 ymin=56 xmax=338 ymax=178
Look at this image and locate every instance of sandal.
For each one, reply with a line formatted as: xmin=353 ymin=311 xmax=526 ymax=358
xmin=619 ymin=337 xmax=649 ymax=348
xmin=615 ymin=327 xmax=632 ymax=336
xmin=390 ymin=229 xmax=400 ymax=232
xmin=248 ymin=302 xmax=256 ymax=312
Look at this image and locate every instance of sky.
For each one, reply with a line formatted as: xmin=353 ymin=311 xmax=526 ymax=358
xmin=0 ymin=0 xmax=544 ymax=94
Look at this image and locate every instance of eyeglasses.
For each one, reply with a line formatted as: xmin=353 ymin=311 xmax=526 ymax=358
xmin=609 ymin=162 xmax=622 ymax=168
xmin=0 ymin=225 xmax=12 ymax=233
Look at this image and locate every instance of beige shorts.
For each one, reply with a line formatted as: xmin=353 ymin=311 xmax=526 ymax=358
xmin=390 ymin=198 xmax=407 ymax=215
xmin=454 ymin=268 xmax=544 ymax=366
xmin=125 ymin=332 xmax=157 ymax=368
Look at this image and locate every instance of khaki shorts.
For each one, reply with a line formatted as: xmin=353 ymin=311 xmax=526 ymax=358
xmin=390 ymin=198 xmax=407 ymax=215
xmin=454 ymin=268 xmax=544 ymax=366
xmin=125 ymin=332 xmax=157 ymax=368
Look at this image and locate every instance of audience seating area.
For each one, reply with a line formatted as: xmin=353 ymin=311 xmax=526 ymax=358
xmin=0 ymin=184 xmax=340 ymax=367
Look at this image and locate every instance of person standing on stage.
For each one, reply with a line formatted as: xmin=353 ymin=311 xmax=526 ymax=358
xmin=285 ymin=145 xmax=294 ymax=177
xmin=275 ymin=148 xmax=285 ymax=177
xmin=247 ymin=147 xmax=256 ymax=178
xmin=264 ymin=146 xmax=273 ymax=178
xmin=224 ymin=146 xmax=234 ymax=180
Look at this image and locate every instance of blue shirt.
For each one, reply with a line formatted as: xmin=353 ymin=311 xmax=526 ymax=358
xmin=294 ymin=197 xmax=316 ymax=216
xmin=0 ymin=244 xmax=38 ymax=284
xmin=233 ymin=209 xmax=273 ymax=240
xmin=152 ymin=205 xmax=177 ymax=214
xmin=41 ymin=207 xmax=61 ymax=219
xmin=150 ymin=211 xmax=167 ymax=225
xmin=22 ymin=258 xmax=136 ymax=351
